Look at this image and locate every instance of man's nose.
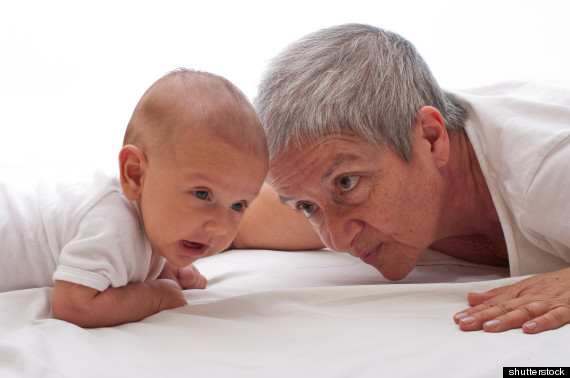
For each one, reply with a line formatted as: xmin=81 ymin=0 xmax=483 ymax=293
xmin=321 ymin=205 xmax=363 ymax=253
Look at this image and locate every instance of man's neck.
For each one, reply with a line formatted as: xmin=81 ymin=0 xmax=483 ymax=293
xmin=431 ymin=130 xmax=508 ymax=266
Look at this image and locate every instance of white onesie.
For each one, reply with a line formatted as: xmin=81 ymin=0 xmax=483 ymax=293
xmin=0 ymin=169 xmax=164 ymax=292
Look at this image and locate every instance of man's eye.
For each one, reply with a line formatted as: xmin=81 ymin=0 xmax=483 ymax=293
xmin=296 ymin=202 xmax=317 ymax=218
xmin=338 ymin=175 xmax=360 ymax=192
xmin=192 ymin=190 xmax=210 ymax=200
xmin=230 ymin=202 xmax=246 ymax=212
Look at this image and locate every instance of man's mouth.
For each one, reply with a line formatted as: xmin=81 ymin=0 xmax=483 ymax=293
xmin=358 ymin=243 xmax=384 ymax=265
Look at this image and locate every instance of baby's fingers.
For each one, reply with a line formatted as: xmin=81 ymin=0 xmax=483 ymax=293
xmin=178 ymin=265 xmax=208 ymax=290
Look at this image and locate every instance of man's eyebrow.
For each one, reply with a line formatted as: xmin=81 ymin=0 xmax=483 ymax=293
xmin=278 ymin=195 xmax=295 ymax=204
xmin=319 ymin=154 xmax=360 ymax=183
xmin=279 ymin=195 xmax=293 ymax=204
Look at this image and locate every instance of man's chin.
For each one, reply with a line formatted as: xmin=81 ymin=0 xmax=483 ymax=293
xmin=372 ymin=263 xmax=413 ymax=281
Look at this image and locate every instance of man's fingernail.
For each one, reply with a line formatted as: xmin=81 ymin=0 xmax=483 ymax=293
xmin=455 ymin=312 xmax=469 ymax=320
xmin=460 ymin=316 xmax=475 ymax=325
xmin=525 ymin=322 xmax=537 ymax=330
xmin=485 ymin=319 xmax=501 ymax=329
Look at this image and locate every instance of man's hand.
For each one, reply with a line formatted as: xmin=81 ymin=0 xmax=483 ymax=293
xmin=453 ymin=267 xmax=570 ymax=333
xmin=159 ymin=262 xmax=207 ymax=290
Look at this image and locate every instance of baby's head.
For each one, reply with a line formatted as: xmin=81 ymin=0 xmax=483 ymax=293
xmin=119 ymin=69 xmax=268 ymax=267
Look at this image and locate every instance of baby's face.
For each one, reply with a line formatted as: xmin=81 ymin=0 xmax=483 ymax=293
xmin=137 ymin=130 xmax=267 ymax=267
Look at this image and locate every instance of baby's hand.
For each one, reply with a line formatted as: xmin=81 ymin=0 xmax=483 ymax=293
xmin=159 ymin=262 xmax=208 ymax=290
xmin=174 ymin=264 xmax=208 ymax=290
xmin=146 ymin=279 xmax=188 ymax=312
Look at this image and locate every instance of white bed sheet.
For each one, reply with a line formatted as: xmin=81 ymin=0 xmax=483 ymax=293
xmin=0 ymin=248 xmax=567 ymax=378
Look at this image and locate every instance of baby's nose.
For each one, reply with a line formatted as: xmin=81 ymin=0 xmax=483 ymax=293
xmin=203 ymin=208 xmax=230 ymax=235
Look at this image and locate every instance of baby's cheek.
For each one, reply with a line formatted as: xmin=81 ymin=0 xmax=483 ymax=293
xmin=213 ymin=234 xmax=236 ymax=255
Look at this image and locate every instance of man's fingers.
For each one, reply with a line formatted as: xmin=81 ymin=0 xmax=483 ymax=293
xmin=467 ymin=285 xmax=510 ymax=307
xmin=454 ymin=296 xmax=537 ymax=330
xmin=453 ymin=287 xmax=512 ymax=325
xmin=522 ymin=306 xmax=570 ymax=334
xmin=480 ymin=301 xmax=551 ymax=332
xmin=454 ymin=300 xmax=518 ymax=331
xmin=456 ymin=300 xmax=570 ymax=334
xmin=456 ymin=269 xmax=570 ymax=333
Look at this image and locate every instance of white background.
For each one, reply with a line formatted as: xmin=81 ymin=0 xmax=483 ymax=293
xmin=1 ymin=0 xmax=569 ymax=169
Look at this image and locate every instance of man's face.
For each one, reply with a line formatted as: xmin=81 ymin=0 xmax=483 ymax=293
xmin=267 ymin=129 xmax=446 ymax=280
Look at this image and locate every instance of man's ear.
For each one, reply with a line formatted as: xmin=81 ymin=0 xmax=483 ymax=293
xmin=118 ymin=145 xmax=147 ymax=201
xmin=415 ymin=106 xmax=449 ymax=168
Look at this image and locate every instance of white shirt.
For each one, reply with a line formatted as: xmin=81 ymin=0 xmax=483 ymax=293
xmin=0 ymin=169 xmax=164 ymax=292
xmin=454 ymin=82 xmax=570 ymax=276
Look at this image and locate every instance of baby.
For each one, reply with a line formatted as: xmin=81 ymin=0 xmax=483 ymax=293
xmin=0 ymin=69 xmax=268 ymax=327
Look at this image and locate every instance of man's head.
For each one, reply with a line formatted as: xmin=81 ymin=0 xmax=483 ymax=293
xmin=257 ymin=24 xmax=465 ymax=280
xmin=255 ymin=23 xmax=466 ymax=162
xmin=120 ymin=69 xmax=268 ymax=268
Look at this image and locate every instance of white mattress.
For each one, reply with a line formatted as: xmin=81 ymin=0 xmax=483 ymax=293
xmin=1 ymin=248 xmax=567 ymax=377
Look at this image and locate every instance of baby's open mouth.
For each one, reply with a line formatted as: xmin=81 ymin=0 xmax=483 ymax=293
xmin=182 ymin=241 xmax=205 ymax=249
xmin=179 ymin=240 xmax=209 ymax=257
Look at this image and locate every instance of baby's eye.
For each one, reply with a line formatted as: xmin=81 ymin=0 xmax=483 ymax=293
xmin=296 ymin=202 xmax=317 ymax=218
xmin=338 ymin=175 xmax=360 ymax=192
xmin=192 ymin=190 xmax=210 ymax=200
xmin=230 ymin=202 xmax=246 ymax=212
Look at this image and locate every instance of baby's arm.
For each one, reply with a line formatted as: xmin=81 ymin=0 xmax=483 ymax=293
xmin=51 ymin=279 xmax=187 ymax=328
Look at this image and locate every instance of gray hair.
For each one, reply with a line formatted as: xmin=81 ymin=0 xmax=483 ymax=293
xmin=255 ymin=23 xmax=467 ymax=161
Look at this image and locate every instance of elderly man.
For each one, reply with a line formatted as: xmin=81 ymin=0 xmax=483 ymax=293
xmin=234 ymin=24 xmax=570 ymax=334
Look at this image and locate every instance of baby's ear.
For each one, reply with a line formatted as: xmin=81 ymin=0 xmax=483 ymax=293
xmin=118 ymin=145 xmax=147 ymax=200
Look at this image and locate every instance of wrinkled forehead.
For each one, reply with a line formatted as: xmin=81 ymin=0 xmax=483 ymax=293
xmin=267 ymin=133 xmax=369 ymax=187
xmin=267 ymin=137 xmax=319 ymax=177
